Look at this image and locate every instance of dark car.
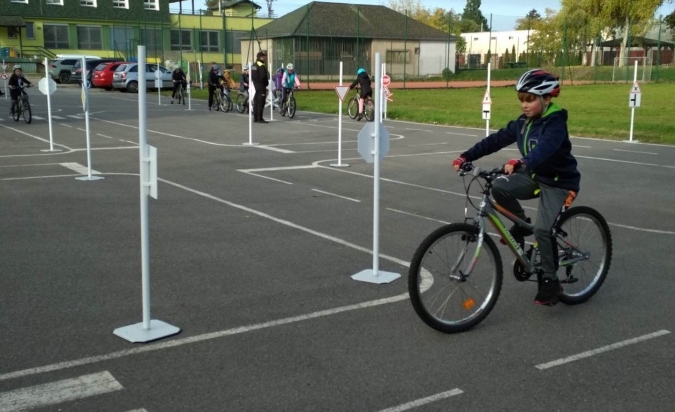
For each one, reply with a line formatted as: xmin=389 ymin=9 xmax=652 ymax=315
xmin=71 ymin=58 xmax=123 ymax=87
xmin=91 ymin=61 xmax=128 ymax=90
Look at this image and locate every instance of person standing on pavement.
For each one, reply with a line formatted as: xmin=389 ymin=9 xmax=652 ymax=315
xmin=250 ymin=51 xmax=269 ymax=123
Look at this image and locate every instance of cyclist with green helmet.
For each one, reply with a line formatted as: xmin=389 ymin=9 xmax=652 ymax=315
xmin=349 ymin=68 xmax=372 ymax=121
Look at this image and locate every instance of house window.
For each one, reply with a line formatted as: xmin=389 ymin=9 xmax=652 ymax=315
xmin=170 ymin=30 xmax=191 ymax=51
xmin=44 ymin=24 xmax=69 ymax=49
xmin=144 ymin=0 xmax=159 ymax=10
xmin=141 ymin=28 xmax=162 ymax=53
xmin=473 ymin=37 xmax=479 ymax=41
xmin=386 ymin=50 xmax=408 ymax=64
xmin=80 ymin=0 xmax=96 ymax=6
xmin=113 ymin=0 xmax=128 ymax=8
xmin=77 ymin=26 xmax=102 ymax=50
xmin=201 ymin=31 xmax=219 ymax=52
xmin=25 ymin=22 xmax=34 ymax=40
xmin=46 ymin=0 xmax=63 ymax=4
xmin=7 ymin=28 xmax=18 ymax=39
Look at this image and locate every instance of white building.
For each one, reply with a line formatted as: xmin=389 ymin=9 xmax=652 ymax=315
xmin=461 ymin=30 xmax=532 ymax=68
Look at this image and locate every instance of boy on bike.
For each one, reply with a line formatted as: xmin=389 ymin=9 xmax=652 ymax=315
xmin=280 ymin=63 xmax=301 ymax=111
xmin=273 ymin=67 xmax=284 ymax=107
xmin=207 ymin=63 xmax=220 ymax=111
xmin=8 ymin=65 xmax=31 ymax=116
xmin=348 ymin=68 xmax=372 ymax=121
xmin=452 ymin=69 xmax=580 ymax=306
xmin=170 ymin=66 xmax=187 ymax=104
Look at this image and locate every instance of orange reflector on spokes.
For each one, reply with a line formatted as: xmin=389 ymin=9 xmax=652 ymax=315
xmin=463 ymin=298 xmax=476 ymax=310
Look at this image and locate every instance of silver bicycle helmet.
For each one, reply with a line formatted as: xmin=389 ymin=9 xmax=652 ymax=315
xmin=515 ymin=69 xmax=560 ymax=97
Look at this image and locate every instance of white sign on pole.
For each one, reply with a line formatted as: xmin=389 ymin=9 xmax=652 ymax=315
xmin=629 ymin=83 xmax=641 ymax=108
xmin=334 ymin=85 xmax=350 ymax=101
xmin=1 ymin=73 xmax=8 ymax=80
xmin=482 ymin=91 xmax=492 ymax=120
xmin=357 ymin=122 xmax=390 ymax=163
xmin=38 ymin=77 xmax=57 ymax=95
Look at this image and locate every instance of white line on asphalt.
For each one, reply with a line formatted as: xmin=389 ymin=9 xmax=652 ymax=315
xmin=446 ymin=132 xmax=477 ymax=137
xmin=60 ymin=162 xmax=101 ymax=175
xmin=242 ymin=172 xmax=293 ymax=185
xmin=52 ymin=115 xmax=65 ymax=120
xmin=76 ymin=128 xmax=86 ymax=132
xmin=0 ymin=163 xmax=63 ymax=168
xmin=67 ymin=115 xmax=83 ymax=119
xmin=97 ymin=133 xmax=114 ymax=139
xmin=32 ymin=115 xmax=45 ymax=120
xmin=2 ymin=174 xmax=80 ymax=181
xmin=0 ymin=371 xmax=123 ymax=412
xmin=409 ymin=142 xmax=448 ymax=147
xmin=376 ymin=389 xmax=464 ymax=412
xmin=124 ymin=409 xmax=148 ymax=412
xmin=60 ymin=123 xmax=73 ymax=128
xmin=608 ymin=223 xmax=675 ymax=235
xmin=0 ymin=124 xmax=72 ymax=155
xmin=255 ymin=145 xmax=296 ymax=153
xmin=70 ymin=146 xmax=137 ymax=152
xmin=386 ymin=208 xmax=449 ymax=224
xmin=576 ymin=155 xmax=675 ymax=169
xmin=535 ymin=330 xmax=671 ymax=370
xmin=613 ymin=148 xmax=658 ymax=155
xmin=574 ymin=145 xmax=592 ymax=148
xmin=239 ymin=165 xmax=317 ymax=173
xmin=404 ymin=128 xmax=433 ymax=132
xmin=312 ymin=188 xmax=360 ymax=202
xmin=120 ymin=140 xmax=139 ymax=146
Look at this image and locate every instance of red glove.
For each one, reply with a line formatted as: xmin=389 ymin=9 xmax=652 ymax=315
xmin=452 ymin=156 xmax=466 ymax=169
xmin=506 ymin=159 xmax=522 ymax=168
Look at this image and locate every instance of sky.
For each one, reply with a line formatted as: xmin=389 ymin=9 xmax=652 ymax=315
xmin=173 ymin=0 xmax=675 ymax=32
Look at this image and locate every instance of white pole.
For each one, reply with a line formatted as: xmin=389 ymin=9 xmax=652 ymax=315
xmin=45 ymin=57 xmax=54 ymax=152
xmin=330 ymin=61 xmax=348 ymax=168
xmin=3 ymin=59 xmax=8 ymax=99
xmin=187 ymin=63 xmax=192 ymax=111
xmin=269 ymin=62 xmax=274 ymax=121
xmin=198 ymin=60 xmax=203 ymax=89
xmin=629 ymin=60 xmax=638 ymax=143
xmin=486 ymin=62 xmax=491 ymax=137
xmin=383 ymin=63 xmax=387 ymax=120
xmin=138 ymin=46 xmax=152 ymax=331
xmin=244 ymin=61 xmax=257 ymax=146
xmin=157 ymin=64 xmax=161 ymax=106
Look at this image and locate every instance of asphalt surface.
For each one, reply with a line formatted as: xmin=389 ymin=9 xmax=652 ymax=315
xmin=1 ymin=83 xmax=675 ymax=412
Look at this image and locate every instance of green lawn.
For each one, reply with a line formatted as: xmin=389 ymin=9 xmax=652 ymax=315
xmin=295 ymin=83 xmax=675 ymax=144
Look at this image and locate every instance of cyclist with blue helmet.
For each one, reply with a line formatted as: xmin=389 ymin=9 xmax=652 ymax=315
xmin=349 ymin=68 xmax=372 ymax=121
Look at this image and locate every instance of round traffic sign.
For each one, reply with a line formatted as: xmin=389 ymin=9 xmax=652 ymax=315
xmin=1 ymin=73 xmax=8 ymax=80
xmin=38 ymin=77 xmax=57 ymax=95
xmin=382 ymin=75 xmax=391 ymax=87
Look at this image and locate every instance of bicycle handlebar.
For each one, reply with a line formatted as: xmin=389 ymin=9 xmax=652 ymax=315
xmin=458 ymin=162 xmax=503 ymax=180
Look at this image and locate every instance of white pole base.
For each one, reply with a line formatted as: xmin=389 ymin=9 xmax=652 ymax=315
xmin=242 ymin=142 xmax=259 ymax=146
xmin=623 ymin=139 xmax=639 ymax=143
xmin=75 ymin=176 xmax=105 ymax=181
xmin=113 ymin=320 xmax=181 ymax=343
xmin=330 ymin=163 xmax=350 ymax=168
xmin=41 ymin=149 xmax=64 ymax=152
xmin=351 ymin=269 xmax=400 ymax=284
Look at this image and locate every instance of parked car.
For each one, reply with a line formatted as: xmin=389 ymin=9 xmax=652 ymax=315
xmin=112 ymin=63 xmax=173 ymax=93
xmin=48 ymin=58 xmax=83 ymax=84
xmin=71 ymin=58 xmax=122 ymax=87
xmin=91 ymin=61 xmax=128 ymax=90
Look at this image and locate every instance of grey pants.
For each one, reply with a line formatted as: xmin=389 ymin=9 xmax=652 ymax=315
xmin=492 ymin=171 xmax=569 ymax=280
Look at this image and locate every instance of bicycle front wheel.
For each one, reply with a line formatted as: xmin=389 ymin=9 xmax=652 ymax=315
xmin=12 ymin=103 xmax=20 ymax=122
xmin=236 ymin=93 xmax=246 ymax=113
xmin=22 ymin=99 xmax=31 ymax=124
xmin=408 ymin=223 xmax=503 ymax=334
xmin=364 ymin=98 xmax=375 ymax=121
xmin=556 ymin=206 xmax=612 ymax=305
xmin=347 ymin=97 xmax=358 ymax=119
xmin=288 ymin=96 xmax=296 ymax=118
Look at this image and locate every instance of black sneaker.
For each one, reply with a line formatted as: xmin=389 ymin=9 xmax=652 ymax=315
xmin=357 ymin=112 xmax=364 ymax=121
xmin=535 ymin=278 xmax=562 ymax=306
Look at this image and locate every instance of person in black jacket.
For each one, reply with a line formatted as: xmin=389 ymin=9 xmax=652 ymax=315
xmin=207 ymin=64 xmax=221 ymax=111
xmin=349 ymin=68 xmax=372 ymax=121
xmin=452 ymin=69 xmax=580 ymax=306
xmin=170 ymin=67 xmax=187 ymax=104
xmin=8 ymin=66 xmax=31 ymax=115
xmin=250 ymin=51 xmax=269 ymax=123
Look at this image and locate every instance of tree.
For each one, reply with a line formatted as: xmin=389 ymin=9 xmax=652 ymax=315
xmin=461 ymin=0 xmax=490 ymax=31
xmin=388 ymin=0 xmax=427 ymax=21
xmin=515 ymin=9 xmax=542 ymax=30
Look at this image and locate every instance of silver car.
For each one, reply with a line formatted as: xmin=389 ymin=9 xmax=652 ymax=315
xmin=112 ymin=63 xmax=173 ymax=93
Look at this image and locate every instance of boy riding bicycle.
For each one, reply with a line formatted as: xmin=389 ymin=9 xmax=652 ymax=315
xmin=452 ymin=69 xmax=580 ymax=306
xmin=171 ymin=66 xmax=187 ymax=104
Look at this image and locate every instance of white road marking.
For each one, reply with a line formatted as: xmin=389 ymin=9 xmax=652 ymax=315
xmin=386 ymin=208 xmax=449 ymax=224
xmin=60 ymin=123 xmax=73 ymax=128
xmin=409 ymin=142 xmax=448 ymax=147
xmin=613 ymin=148 xmax=658 ymax=155
xmin=239 ymin=165 xmax=317 ymax=173
xmin=535 ymin=330 xmax=671 ymax=370
xmin=60 ymin=162 xmax=101 ymax=175
xmin=70 ymin=146 xmax=137 ymax=151
xmin=404 ymin=127 xmax=433 ymax=132
xmin=312 ymin=188 xmax=360 ymax=202
xmin=0 ymin=371 xmax=123 ymax=411
xmin=255 ymin=145 xmax=295 ymax=153
xmin=97 ymin=133 xmax=114 ymax=139
xmin=577 ymin=155 xmax=675 ymax=169
xmin=31 ymin=115 xmax=45 ymax=120
xmin=52 ymin=115 xmax=66 ymax=120
xmin=67 ymin=115 xmax=83 ymax=119
xmin=124 ymin=409 xmax=148 ymax=412
xmin=76 ymin=127 xmax=86 ymax=132
xmin=0 ymin=124 xmax=72 ymax=154
xmin=447 ymin=132 xmax=477 ymax=137
xmin=608 ymin=222 xmax=675 ymax=235
xmin=376 ymin=389 xmax=464 ymax=412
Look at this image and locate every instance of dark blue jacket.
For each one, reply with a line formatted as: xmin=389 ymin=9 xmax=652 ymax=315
xmin=462 ymin=103 xmax=580 ymax=192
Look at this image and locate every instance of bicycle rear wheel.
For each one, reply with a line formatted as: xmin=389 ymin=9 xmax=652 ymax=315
xmin=12 ymin=103 xmax=20 ymax=122
xmin=22 ymin=99 xmax=31 ymax=124
xmin=408 ymin=223 xmax=503 ymax=334
xmin=347 ymin=97 xmax=358 ymax=119
xmin=364 ymin=98 xmax=375 ymax=121
xmin=220 ymin=94 xmax=231 ymax=113
xmin=288 ymin=96 xmax=296 ymax=118
xmin=556 ymin=206 xmax=612 ymax=305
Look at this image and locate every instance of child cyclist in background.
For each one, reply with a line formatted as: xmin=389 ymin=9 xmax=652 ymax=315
xmin=220 ymin=69 xmax=236 ymax=102
xmin=280 ymin=63 xmax=301 ymax=108
xmin=273 ymin=67 xmax=284 ymax=107
xmin=348 ymin=68 xmax=372 ymax=121
xmin=452 ymin=69 xmax=580 ymax=306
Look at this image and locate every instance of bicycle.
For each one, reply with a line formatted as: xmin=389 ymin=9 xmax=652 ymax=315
xmin=12 ymin=85 xmax=32 ymax=124
xmin=279 ymin=88 xmax=297 ymax=119
xmin=211 ymin=88 xmax=230 ymax=113
xmin=408 ymin=162 xmax=612 ymax=334
xmin=235 ymin=90 xmax=249 ymax=113
xmin=347 ymin=89 xmax=374 ymax=121
xmin=173 ymin=82 xmax=186 ymax=105
xmin=221 ymin=89 xmax=233 ymax=112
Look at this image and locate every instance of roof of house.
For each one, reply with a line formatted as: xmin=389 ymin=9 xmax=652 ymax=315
xmin=257 ymin=1 xmax=455 ymax=41
xmin=598 ymin=36 xmax=674 ymax=49
xmin=207 ymin=0 xmax=261 ymax=11
xmin=0 ymin=15 xmax=26 ymax=28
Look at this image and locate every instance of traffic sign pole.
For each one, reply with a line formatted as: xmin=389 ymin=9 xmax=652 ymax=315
xmin=628 ymin=60 xmax=640 ymax=143
xmin=243 ymin=61 xmax=258 ymax=146
xmin=484 ymin=63 xmax=491 ymax=136
xmin=75 ymin=56 xmax=104 ymax=182
xmin=39 ymin=57 xmax=62 ymax=153
xmin=156 ymin=65 xmax=162 ymax=106
xmin=331 ymin=61 xmax=349 ymax=168
xmin=352 ymin=53 xmax=400 ymax=285
xmin=2 ymin=59 xmax=7 ymax=99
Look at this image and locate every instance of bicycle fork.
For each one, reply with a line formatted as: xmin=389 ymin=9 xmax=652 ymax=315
xmin=450 ymin=220 xmax=488 ymax=281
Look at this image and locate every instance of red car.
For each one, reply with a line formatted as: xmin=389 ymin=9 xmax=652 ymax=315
xmin=92 ymin=61 xmax=128 ymax=90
